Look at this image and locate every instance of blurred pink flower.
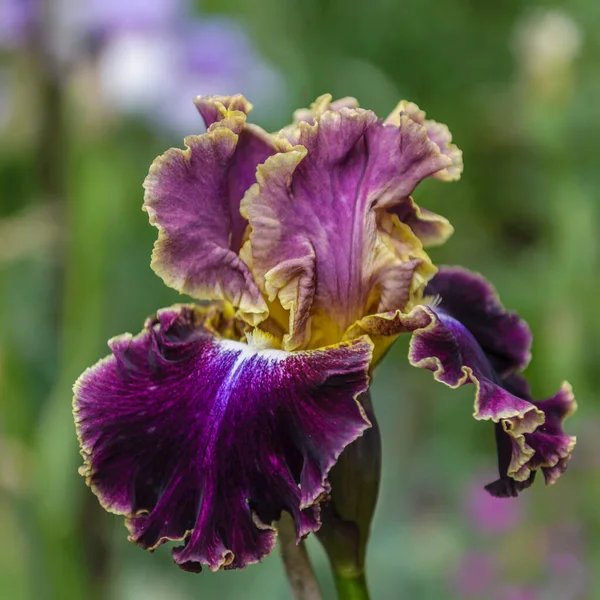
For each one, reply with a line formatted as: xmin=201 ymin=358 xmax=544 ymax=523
xmin=451 ymin=552 xmax=497 ymax=598
xmin=466 ymin=477 xmax=524 ymax=533
xmin=495 ymin=586 xmax=539 ymax=600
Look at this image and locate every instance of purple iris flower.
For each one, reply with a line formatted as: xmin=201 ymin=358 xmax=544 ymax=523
xmin=73 ymin=94 xmax=576 ymax=573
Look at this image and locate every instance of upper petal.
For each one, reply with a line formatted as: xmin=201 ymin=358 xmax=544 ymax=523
xmin=73 ymin=304 xmax=372 ymax=572
xmin=385 ymin=100 xmax=463 ymax=181
xmin=387 ymin=195 xmax=454 ymax=247
xmin=279 ymin=94 xmax=360 ymax=143
xmin=143 ymin=95 xmax=274 ymax=325
xmin=241 ymin=104 xmax=451 ymax=350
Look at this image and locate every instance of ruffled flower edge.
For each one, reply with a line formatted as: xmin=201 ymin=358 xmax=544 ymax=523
xmin=344 ymin=266 xmax=576 ymax=494
xmin=141 ymin=93 xmax=463 ymax=357
xmin=73 ymin=303 xmax=374 ymax=572
xmin=142 ymin=95 xmax=275 ymax=326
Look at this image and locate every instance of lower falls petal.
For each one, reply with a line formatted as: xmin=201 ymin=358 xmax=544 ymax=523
xmin=73 ymin=304 xmax=372 ymax=572
xmin=485 ymin=377 xmax=577 ymax=497
xmin=349 ymin=267 xmax=576 ymax=496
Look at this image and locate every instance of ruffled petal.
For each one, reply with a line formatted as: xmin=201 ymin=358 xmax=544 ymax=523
xmin=485 ymin=376 xmax=577 ymax=497
xmin=193 ymin=94 xmax=253 ymax=128
xmin=143 ymin=95 xmax=274 ymax=325
xmin=280 ymin=94 xmax=360 ymax=143
xmin=347 ymin=267 xmax=576 ymax=490
xmin=387 ymin=195 xmax=454 ymax=247
xmin=367 ymin=267 xmax=576 ymax=495
xmin=385 ymin=100 xmax=463 ymax=181
xmin=529 ymin=383 xmax=577 ymax=484
xmin=74 ymin=304 xmax=372 ymax=572
xmin=398 ymin=305 xmax=577 ymax=494
xmin=403 ymin=306 xmax=544 ymax=431
xmin=346 ymin=300 xmax=536 ymax=420
xmin=241 ymin=104 xmax=451 ymax=350
xmin=375 ymin=212 xmax=438 ymax=312
xmin=425 ymin=267 xmax=532 ymax=374
xmin=382 ymin=101 xmax=461 ymax=248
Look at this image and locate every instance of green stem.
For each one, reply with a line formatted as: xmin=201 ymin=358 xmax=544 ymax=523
xmin=316 ymin=391 xmax=378 ymax=600
xmin=334 ymin=572 xmax=371 ymax=600
xmin=278 ymin=513 xmax=322 ymax=600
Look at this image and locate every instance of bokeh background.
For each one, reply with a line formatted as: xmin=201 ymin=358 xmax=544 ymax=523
xmin=0 ymin=0 xmax=598 ymax=598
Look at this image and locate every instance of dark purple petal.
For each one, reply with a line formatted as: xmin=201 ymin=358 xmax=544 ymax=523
xmin=143 ymin=95 xmax=275 ymax=324
xmin=74 ymin=304 xmax=372 ymax=572
xmin=405 ymin=306 xmax=543 ymax=431
xmin=349 ymin=265 xmax=576 ymax=495
xmin=484 ymin=423 xmax=538 ymax=498
xmin=426 ymin=266 xmax=532 ymax=374
xmin=426 ymin=269 xmax=576 ymax=489
xmin=528 ymin=383 xmax=577 ymax=484
xmin=485 ymin=376 xmax=577 ymax=497
xmin=405 ymin=303 xmax=575 ymax=494
xmin=241 ymin=104 xmax=451 ymax=350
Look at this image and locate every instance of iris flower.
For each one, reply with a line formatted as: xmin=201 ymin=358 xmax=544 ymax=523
xmin=73 ymin=94 xmax=576 ymax=577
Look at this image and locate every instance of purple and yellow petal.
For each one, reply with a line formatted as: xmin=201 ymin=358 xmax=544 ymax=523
xmin=280 ymin=94 xmax=360 ymax=143
xmin=242 ymin=104 xmax=451 ymax=350
xmin=375 ymin=212 xmax=438 ymax=311
xmin=73 ymin=304 xmax=373 ymax=572
xmin=387 ymin=195 xmax=454 ymax=247
xmin=386 ymin=100 xmax=463 ymax=181
xmin=193 ymin=94 xmax=253 ymax=127
xmin=143 ymin=95 xmax=274 ymax=325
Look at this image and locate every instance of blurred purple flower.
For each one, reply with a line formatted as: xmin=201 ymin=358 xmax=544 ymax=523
xmin=96 ymin=16 xmax=285 ymax=135
xmin=545 ymin=553 xmax=589 ymax=600
xmin=465 ymin=477 xmax=524 ymax=534
xmin=1 ymin=0 xmax=286 ymax=135
xmin=82 ymin=0 xmax=186 ymax=35
xmin=0 ymin=0 xmax=36 ymax=48
xmin=495 ymin=586 xmax=539 ymax=600
xmin=452 ymin=552 xmax=497 ymax=598
xmin=542 ymin=525 xmax=589 ymax=600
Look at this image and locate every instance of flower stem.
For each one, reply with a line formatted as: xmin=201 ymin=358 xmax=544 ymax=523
xmin=316 ymin=391 xmax=379 ymax=600
xmin=334 ymin=572 xmax=371 ymax=600
xmin=278 ymin=513 xmax=322 ymax=600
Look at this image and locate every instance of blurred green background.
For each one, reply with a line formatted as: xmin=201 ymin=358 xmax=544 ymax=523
xmin=0 ymin=0 xmax=597 ymax=598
